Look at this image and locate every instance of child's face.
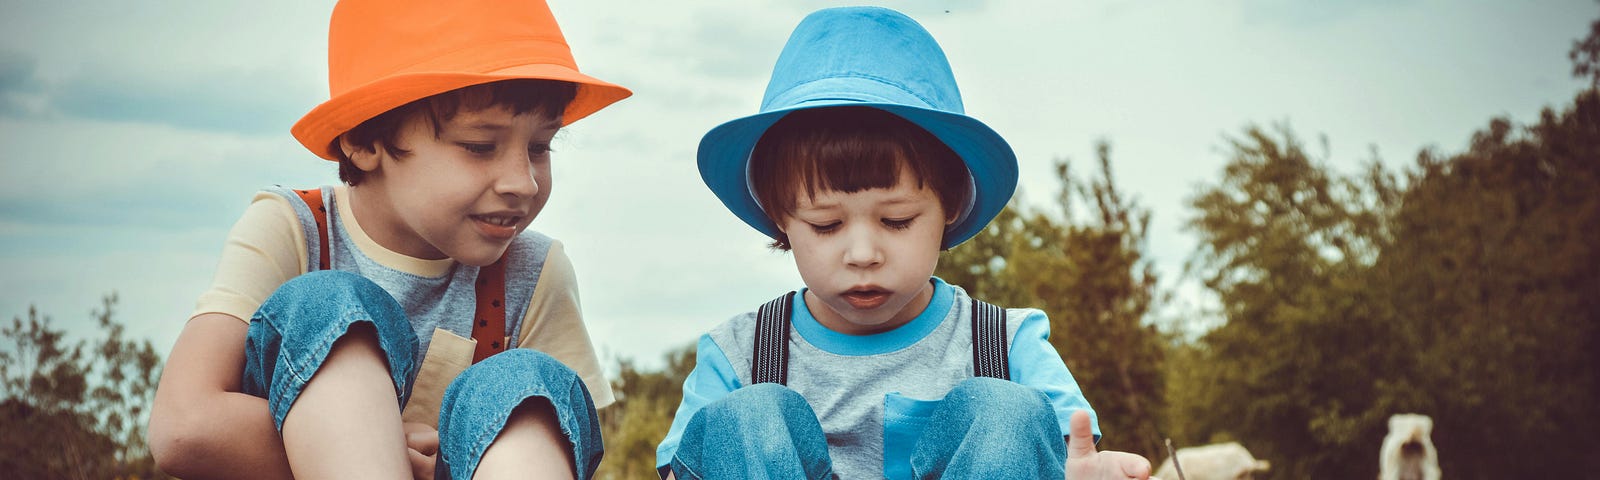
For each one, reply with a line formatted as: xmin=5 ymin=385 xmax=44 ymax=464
xmin=352 ymin=105 xmax=559 ymax=266
xmin=781 ymin=167 xmax=952 ymax=335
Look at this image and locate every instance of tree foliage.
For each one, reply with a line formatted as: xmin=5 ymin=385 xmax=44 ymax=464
xmin=594 ymin=345 xmax=696 ymax=480
xmin=1175 ymin=125 xmax=1404 ymax=479
xmin=937 ymin=142 xmax=1169 ymax=459
xmin=0 ymin=294 xmax=169 ymax=479
xmin=1572 ymin=16 xmax=1600 ymax=88
xmin=1175 ymin=88 xmax=1599 ymax=478
xmin=1375 ymin=89 xmax=1600 ymax=478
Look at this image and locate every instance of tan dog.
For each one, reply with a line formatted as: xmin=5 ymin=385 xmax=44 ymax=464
xmin=1155 ymin=442 xmax=1270 ymax=480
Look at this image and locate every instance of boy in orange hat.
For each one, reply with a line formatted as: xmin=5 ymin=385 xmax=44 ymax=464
xmin=147 ymin=1 xmax=629 ymax=478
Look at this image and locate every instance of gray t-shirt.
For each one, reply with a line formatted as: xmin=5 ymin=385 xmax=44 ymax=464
xmin=657 ymin=278 xmax=1099 ymax=479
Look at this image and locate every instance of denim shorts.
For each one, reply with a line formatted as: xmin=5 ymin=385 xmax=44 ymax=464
xmin=241 ymin=270 xmax=602 ymax=479
xmin=670 ymin=378 xmax=1064 ymax=480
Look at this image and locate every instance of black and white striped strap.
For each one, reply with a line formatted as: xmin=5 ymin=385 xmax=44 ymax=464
xmin=970 ymin=299 xmax=1010 ymax=380
xmin=751 ymin=291 xmax=796 ymax=385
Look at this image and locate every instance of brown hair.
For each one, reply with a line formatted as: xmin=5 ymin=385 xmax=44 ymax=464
xmin=333 ymin=79 xmax=578 ymax=185
xmin=749 ymin=106 xmax=971 ymax=250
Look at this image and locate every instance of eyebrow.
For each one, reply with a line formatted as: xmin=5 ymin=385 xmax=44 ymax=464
xmin=458 ymin=119 xmax=563 ymax=132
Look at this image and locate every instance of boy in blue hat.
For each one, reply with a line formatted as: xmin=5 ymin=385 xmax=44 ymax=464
xmin=657 ymin=6 xmax=1158 ymax=480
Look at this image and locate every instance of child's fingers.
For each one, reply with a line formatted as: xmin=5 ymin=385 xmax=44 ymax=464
xmin=403 ymin=421 xmax=439 ymax=455
xmin=1114 ymin=451 xmax=1152 ymax=478
xmin=407 ymin=447 xmax=436 ymax=480
xmin=1066 ymin=410 xmax=1097 ymax=459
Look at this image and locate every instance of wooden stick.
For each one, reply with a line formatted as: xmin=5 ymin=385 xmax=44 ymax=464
xmin=1164 ymin=438 xmax=1187 ymax=480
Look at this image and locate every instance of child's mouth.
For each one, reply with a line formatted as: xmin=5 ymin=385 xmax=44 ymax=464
xmin=471 ymin=214 xmax=521 ymax=240
xmin=841 ymin=288 xmax=891 ymax=309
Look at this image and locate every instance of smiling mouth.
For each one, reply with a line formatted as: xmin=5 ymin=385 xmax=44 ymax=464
xmin=841 ymin=288 xmax=891 ymax=309
xmin=472 ymin=214 xmax=522 ymax=227
xmin=471 ymin=214 xmax=522 ymax=240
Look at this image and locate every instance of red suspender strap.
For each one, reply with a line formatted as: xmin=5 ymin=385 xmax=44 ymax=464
xmin=472 ymin=258 xmax=509 ymax=363
xmin=293 ymin=188 xmax=331 ymax=271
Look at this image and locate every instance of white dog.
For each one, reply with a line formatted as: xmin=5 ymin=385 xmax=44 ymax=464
xmin=1378 ymin=413 xmax=1441 ymax=480
xmin=1154 ymin=442 xmax=1270 ymax=480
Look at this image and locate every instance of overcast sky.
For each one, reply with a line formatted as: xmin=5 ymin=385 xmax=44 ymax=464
xmin=1 ymin=0 xmax=1592 ymax=371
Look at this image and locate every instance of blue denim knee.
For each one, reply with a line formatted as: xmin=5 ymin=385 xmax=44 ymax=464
xmin=671 ymin=383 xmax=834 ymax=480
xmin=241 ymin=270 xmax=420 ymax=431
xmin=435 ymin=348 xmax=603 ymax=480
xmin=910 ymin=377 xmax=1066 ymax=479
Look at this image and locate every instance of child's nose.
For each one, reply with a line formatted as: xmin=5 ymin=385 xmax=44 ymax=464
xmin=842 ymin=229 xmax=884 ymax=268
xmin=494 ymin=158 xmax=540 ymax=198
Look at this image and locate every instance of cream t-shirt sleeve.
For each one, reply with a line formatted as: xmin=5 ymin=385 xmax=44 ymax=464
xmin=516 ymin=240 xmax=615 ymax=409
xmin=191 ymin=192 xmax=307 ymax=324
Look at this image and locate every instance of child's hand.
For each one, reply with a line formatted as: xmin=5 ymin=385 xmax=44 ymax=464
xmin=1065 ymin=410 xmax=1159 ymax=480
xmin=404 ymin=421 xmax=439 ymax=480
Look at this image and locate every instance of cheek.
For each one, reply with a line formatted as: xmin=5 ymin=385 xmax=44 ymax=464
xmin=788 ymin=241 xmax=830 ymax=278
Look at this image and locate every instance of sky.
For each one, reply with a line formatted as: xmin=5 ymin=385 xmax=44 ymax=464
xmin=0 ymin=0 xmax=1593 ymax=372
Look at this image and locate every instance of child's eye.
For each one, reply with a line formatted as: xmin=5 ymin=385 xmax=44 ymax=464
xmin=459 ymin=143 xmax=496 ymax=155
xmin=528 ymin=143 xmax=554 ymax=157
xmin=808 ymin=221 xmax=841 ymax=234
xmin=883 ymin=216 xmax=915 ymax=230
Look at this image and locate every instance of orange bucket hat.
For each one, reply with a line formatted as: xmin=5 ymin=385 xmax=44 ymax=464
xmin=291 ymin=0 xmax=632 ymax=160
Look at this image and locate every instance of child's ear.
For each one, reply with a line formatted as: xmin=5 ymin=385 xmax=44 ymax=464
xmin=339 ymin=135 xmax=381 ymax=173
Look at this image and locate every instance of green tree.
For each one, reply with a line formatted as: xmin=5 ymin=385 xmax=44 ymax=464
xmin=938 ymin=142 xmax=1168 ymax=459
xmin=1375 ymin=89 xmax=1600 ymax=478
xmin=595 ymin=344 xmax=695 ymax=480
xmin=1571 ymin=16 xmax=1600 ymax=88
xmin=1177 ymin=124 xmax=1403 ymax=479
xmin=0 ymin=294 xmax=168 ymax=479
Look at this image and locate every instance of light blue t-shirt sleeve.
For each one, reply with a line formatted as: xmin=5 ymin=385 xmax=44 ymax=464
xmin=1008 ymin=310 xmax=1101 ymax=443
xmin=655 ymin=334 xmax=743 ymax=476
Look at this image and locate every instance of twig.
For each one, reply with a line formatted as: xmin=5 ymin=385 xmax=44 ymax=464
xmin=1164 ymin=438 xmax=1187 ymax=480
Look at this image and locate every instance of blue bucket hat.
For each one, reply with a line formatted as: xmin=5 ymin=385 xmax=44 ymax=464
xmin=697 ymin=6 xmax=1018 ymax=250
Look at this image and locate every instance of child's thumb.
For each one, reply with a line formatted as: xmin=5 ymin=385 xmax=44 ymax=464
xmin=1066 ymin=410 xmax=1097 ymax=459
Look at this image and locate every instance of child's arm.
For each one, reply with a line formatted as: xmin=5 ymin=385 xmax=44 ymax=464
xmin=514 ymin=240 xmax=614 ymax=407
xmin=148 ymin=313 xmax=294 ymax=479
xmin=1008 ymin=310 xmax=1101 ymax=443
xmin=148 ymin=194 xmax=307 ymax=478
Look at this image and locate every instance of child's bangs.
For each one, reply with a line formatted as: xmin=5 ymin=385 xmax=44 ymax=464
xmin=750 ymin=106 xmax=966 ymax=223
xmin=426 ymin=79 xmax=579 ymax=124
xmin=796 ymin=129 xmax=919 ymax=201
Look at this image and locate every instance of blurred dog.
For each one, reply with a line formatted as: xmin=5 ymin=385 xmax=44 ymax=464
xmin=1154 ymin=442 xmax=1270 ymax=480
xmin=1378 ymin=413 xmax=1440 ymax=480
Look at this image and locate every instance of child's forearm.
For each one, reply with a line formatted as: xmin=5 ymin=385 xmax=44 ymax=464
xmin=150 ymin=392 xmax=295 ymax=479
xmin=148 ymin=313 xmax=295 ymax=479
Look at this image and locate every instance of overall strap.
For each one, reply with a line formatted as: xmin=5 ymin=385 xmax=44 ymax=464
xmin=291 ymin=189 xmax=331 ymax=271
xmin=969 ymin=298 xmax=1010 ymax=380
xmin=289 ymin=187 xmax=507 ymax=364
xmin=751 ymin=291 xmax=796 ymax=386
xmin=471 ymin=259 xmax=508 ymax=363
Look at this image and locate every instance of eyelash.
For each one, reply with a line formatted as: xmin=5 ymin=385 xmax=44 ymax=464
xmin=883 ymin=217 xmax=914 ymax=230
xmin=806 ymin=217 xmax=916 ymax=234
xmin=457 ymin=143 xmax=556 ymax=157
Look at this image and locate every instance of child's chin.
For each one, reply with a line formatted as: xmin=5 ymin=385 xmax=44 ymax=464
xmin=455 ymin=247 xmax=509 ymax=267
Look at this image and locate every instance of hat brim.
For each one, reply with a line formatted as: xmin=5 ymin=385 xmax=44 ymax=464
xmin=698 ymin=100 xmax=1017 ymax=250
xmin=292 ymin=63 xmax=631 ymax=160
